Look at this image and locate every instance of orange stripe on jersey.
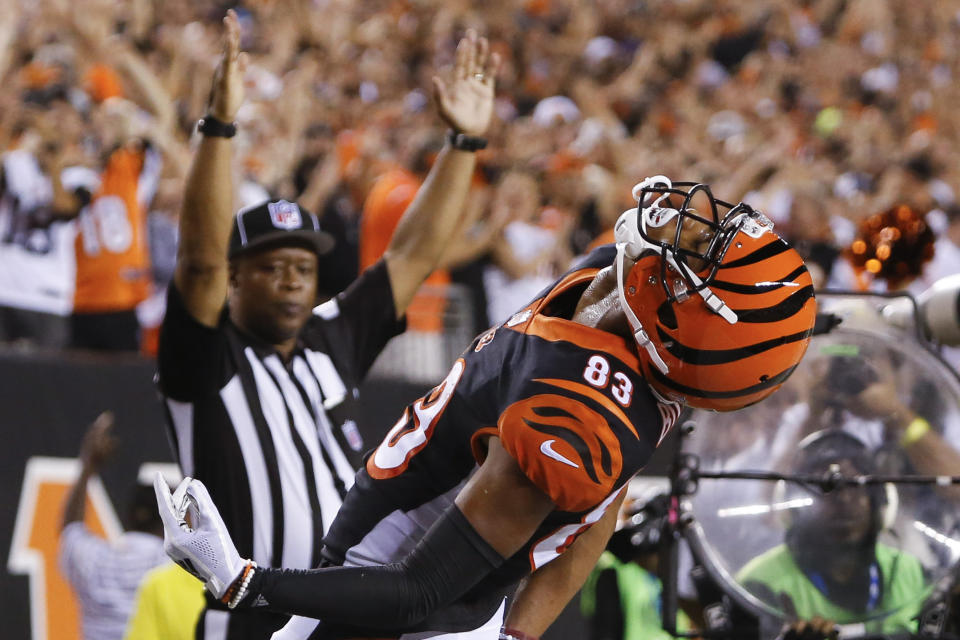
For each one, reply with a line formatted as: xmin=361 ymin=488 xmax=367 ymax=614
xmin=502 ymin=267 xmax=600 ymax=333
xmin=546 ymin=267 xmax=602 ymax=298
xmin=534 ymin=378 xmax=639 ymax=439
xmin=501 ymin=261 xmax=641 ymax=370
xmin=524 ymin=316 xmax=641 ymax=372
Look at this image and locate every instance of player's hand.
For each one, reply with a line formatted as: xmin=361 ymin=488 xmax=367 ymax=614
xmin=154 ymin=473 xmax=249 ymax=600
xmin=432 ymin=30 xmax=500 ymax=136
xmin=209 ymin=9 xmax=247 ymax=122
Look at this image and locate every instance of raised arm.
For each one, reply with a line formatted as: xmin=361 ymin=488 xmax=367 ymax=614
xmin=173 ymin=10 xmax=246 ymax=327
xmin=62 ymin=412 xmax=117 ymax=529
xmin=383 ymin=31 xmax=500 ymax=318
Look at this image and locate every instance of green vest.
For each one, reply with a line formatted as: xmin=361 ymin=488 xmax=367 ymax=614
xmin=736 ymin=543 xmax=927 ymax=634
xmin=581 ymin=551 xmax=690 ymax=640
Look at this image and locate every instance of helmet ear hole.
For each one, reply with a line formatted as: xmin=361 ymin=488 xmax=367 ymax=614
xmin=657 ymin=301 xmax=678 ymax=330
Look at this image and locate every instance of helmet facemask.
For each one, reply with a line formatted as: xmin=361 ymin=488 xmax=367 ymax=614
xmin=614 ymin=176 xmax=776 ymax=376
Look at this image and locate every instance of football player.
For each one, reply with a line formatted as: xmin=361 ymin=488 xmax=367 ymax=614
xmin=156 ymin=177 xmax=818 ymax=640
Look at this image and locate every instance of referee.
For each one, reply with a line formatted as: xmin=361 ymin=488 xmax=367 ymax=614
xmin=156 ymin=12 xmax=496 ymax=640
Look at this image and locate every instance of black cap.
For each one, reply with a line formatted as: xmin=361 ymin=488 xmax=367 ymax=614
xmin=229 ymin=200 xmax=335 ymax=259
xmin=794 ymin=429 xmax=873 ymax=475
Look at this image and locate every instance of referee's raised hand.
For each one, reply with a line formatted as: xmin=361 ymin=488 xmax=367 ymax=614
xmin=209 ymin=9 xmax=247 ymax=123
xmin=432 ymin=29 xmax=501 ymax=138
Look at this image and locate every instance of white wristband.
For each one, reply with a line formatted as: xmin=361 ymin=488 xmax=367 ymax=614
xmin=227 ymin=561 xmax=257 ymax=609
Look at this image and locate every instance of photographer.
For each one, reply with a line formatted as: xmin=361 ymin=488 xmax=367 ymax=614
xmin=737 ymin=430 xmax=926 ymax=638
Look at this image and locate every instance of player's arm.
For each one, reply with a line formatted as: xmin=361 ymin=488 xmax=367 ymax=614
xmin=383 ymin=31 xmax=499 ymax=318
xmin=172 ymin=10 xmax=246 ymax=328
xmin=154 ymin=438 xmax=555 ymax=629
xmin=455 ymin=436 xmax=558 ymax=555
xmin=503 ymin=489 xmax=625 ymax=639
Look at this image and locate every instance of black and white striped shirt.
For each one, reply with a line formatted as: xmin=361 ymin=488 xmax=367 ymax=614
xmin=157 ymin=261 xmax=403 ymax=574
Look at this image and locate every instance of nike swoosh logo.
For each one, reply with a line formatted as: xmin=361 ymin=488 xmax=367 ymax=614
xmin=540 ymin=439 xmax=580 ymax=469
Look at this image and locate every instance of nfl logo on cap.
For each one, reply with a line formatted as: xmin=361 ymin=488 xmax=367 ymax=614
xmin=230 ymin=198 xmax=332 ymax=259
xmin=268 ymin=200 xmax=303 ymax=230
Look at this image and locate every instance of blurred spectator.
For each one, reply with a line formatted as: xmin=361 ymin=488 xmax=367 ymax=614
xmin=1 ymin=0 xmax=960 ymax=360
xmin=139 ymin=178 xmax=181 ymax=356
xmin=124 ymin=563 xmax=205 ymax=640
xmin=482 ymin=170 xmax=573 ymax=325
xmin=59 ymin=411 xmax=169 ymax=640
xmin=0 ymin=100 xmax=90 ymax=348
xmin=71 ymin=101 xmax=162 ymax=352
xmin=293 ymin=123 xmax=360 ymax=298
xmin=912 ymin=204 xmax=960 ymax=293
xmin=358 ymin=135 xmax=449 ymax=332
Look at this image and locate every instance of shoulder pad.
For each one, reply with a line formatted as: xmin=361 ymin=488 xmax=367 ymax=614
xmin=498 ymin=393 xmax=623 ymax=512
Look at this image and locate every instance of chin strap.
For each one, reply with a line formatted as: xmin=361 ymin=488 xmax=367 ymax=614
xmin=615 ymin=240 xmax=670 ymax=374
xmin=682 ymin=269 xmax=739 ymax=324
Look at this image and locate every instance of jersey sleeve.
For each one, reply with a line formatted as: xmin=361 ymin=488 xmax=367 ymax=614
xmin=497 ymin=385 xmax=627 ymax=513
xmin=156 ymin=282 xmax=228 ymax=401
xmin=305 ymin=259 xmax=406 ymax=384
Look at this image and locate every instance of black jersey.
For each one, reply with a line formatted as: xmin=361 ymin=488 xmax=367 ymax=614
xmin=316 ymin=246 xmax=681 ymax=634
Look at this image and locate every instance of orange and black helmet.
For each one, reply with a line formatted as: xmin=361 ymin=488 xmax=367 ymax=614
xmin=614 ymin=176 xmax=817 ymax=411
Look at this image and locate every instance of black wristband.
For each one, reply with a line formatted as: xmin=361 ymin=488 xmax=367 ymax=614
xmin=448 ymin=129 xmax=487 ymax=152
xmin=198 ymin=114 xmax=237 ymax=138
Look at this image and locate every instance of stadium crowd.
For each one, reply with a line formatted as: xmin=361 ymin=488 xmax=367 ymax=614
xmin=2 ymin=0 xmax=960 ymax=354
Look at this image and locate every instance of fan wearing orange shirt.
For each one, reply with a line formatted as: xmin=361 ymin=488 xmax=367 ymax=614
xmin=72 ymin=135 xmax=161 ymax=351
xmin=360 ymin=146 xmax=451 ymax=333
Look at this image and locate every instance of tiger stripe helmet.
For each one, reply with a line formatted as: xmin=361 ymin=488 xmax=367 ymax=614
xmin=614 ymin=176 xmax=817 ymax=411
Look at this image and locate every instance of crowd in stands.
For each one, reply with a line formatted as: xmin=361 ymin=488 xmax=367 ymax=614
xmin=2 ymin=0 xmax=960 ymax=355
xmin=6 ymin=3 xmax=960 ymax=638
